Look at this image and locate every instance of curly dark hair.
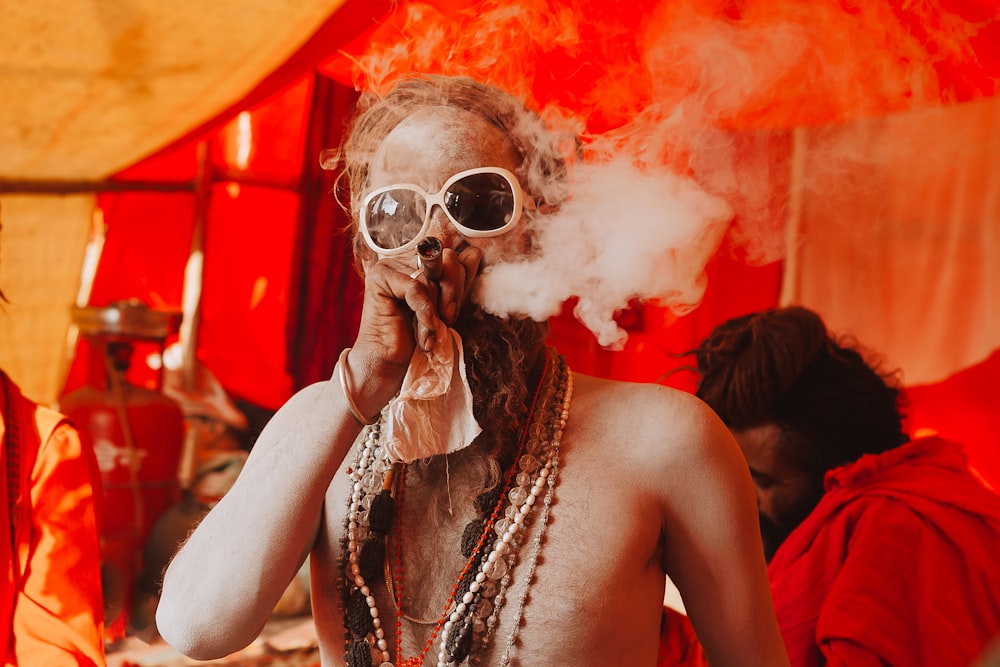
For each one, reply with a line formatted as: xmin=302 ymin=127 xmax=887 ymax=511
xmin=337 ymin=74 xmax=573 ymax=271
xmin=694 ymin=306 xmax=909 ymax=475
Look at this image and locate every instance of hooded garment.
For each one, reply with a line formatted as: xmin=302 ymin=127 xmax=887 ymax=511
xmin=770 ymin=436 xmax=1000 ymax=667
xmin=1 ymin=371 xmax=105 ymax=666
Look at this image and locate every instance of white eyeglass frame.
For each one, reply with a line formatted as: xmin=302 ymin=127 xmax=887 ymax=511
xmin=359 ymin=166 xmax=525 ymax=257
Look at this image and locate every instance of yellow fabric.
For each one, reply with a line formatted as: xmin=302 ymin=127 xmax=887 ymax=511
xmin=0 ymin=197 xmax=93 ymax=406
xmin=0 ymin=0 xmax=348 ymax=180
xmin=0 ymin=0 xmax=348 ymax=406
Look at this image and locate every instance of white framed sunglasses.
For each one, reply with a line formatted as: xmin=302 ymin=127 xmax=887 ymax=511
xmin=360 ymin=166 xmax=525 ymax=256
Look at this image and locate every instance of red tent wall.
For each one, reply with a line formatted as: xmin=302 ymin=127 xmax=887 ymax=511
xmin=285 ymin=77 xmax=364 ymax=390
xmin=66 ymin=69 xmax=784 ymax=411
xmin=905 ymin=350 xmax=1000 ymax=490
xmin=65 ymin=78 xmax=316 ymax=411
xmin=65 ymin=0 xmax=999 ymax=490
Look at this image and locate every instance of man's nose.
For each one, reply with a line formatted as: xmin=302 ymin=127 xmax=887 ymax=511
xmin=426 ymin=206 xmax=462 ymax=248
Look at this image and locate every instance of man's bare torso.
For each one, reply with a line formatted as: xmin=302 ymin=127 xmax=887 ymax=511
xmin=311 ymin=373 xmax=672 ymax=666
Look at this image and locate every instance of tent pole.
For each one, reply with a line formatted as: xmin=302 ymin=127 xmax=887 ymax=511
xmin=0 ymin=171 xmax=295 ymax=194
xmin=58 ymin=207 xmax=108 ymax=389
xmin=0 ymin=179 xmax=194 ymax=194
xmin=779 ymin=127 xmax=807 ymax=306
xmin=176 ymin=141 xmax=212 ymax=490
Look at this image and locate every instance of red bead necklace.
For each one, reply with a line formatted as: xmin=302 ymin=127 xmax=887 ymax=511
xmin=388 ymin=351 xmax=554 ymax=667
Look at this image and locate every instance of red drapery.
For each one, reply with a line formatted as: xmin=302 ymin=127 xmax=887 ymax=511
xmin=66 ymin=0 xmax=999 ymax=490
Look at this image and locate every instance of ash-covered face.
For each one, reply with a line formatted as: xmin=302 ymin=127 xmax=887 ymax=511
xmin=364 ymin=106 xmax=547 ymax=450
xmin=363 ymin=106 xmax=529 ymax=271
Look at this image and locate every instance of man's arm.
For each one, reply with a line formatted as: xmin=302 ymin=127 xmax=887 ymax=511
xmin=156 ymin=378 xmax=366 ymax=659
xmin=13 ymin=421 xmax=106 ymax=667
xmin=654 ymin=392 xmax=789 ymax=667
xmin=157 ymin=244 xmax=470 ymax=659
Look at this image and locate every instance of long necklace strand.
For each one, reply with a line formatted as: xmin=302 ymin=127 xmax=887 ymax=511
xmin=498 ymin=445 xmax=563 ymax=667
xmin=439 ymin=355 xmax=572 ymax=667
xmin=341 ymin=349 xmax=572 ymax=667
xmin=413 ymin=351 xmax=557 ymax=667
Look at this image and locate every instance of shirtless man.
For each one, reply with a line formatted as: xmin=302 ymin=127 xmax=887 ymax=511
xmin=156 ymin=75 xmax=788 ymax=667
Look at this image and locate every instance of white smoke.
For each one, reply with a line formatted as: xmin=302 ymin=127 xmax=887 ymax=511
xmin=350 ymin=0 xmax=982 ymax=349
xmin=476 ymin=156 xmax=731 ymax=348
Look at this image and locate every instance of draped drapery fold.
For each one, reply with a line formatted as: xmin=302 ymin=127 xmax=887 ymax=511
xmin=782 ymin=96 xmax=1000 ymax=386
xmin=286 ymin=76 xmax=364 ymax=391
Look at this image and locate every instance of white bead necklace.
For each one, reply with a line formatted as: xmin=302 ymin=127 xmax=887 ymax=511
xmin=448 ymin=371 xmax=572 ymax=667
xmin=341 ymin=351 xmax=573 ymax=667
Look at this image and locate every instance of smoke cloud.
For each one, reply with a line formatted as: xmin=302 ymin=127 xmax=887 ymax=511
xmin=346 ymin=0 xmax=992 ymax=347
xmin=477 ymin=158 xmax=730 ymax=347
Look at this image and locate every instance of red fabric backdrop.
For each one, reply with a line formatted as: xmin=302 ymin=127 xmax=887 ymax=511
xmin=64 ymin=0 xmax=999 ymax=488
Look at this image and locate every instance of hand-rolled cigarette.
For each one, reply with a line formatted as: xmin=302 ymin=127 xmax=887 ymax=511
xmin=417 ymin=236 xmax=443 ymax=282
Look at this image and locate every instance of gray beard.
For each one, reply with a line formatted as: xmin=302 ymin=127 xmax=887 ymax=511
xmin=400 ymin=307 xmax=547 ymax=538
xmin=455 ymin=306 xmax=547 ymax=459
xmin=399 ymin=309 xmax=546 ymax=598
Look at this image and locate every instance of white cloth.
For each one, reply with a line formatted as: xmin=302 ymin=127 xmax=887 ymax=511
xmin=382 ymin=323 xmax=481 ymax=463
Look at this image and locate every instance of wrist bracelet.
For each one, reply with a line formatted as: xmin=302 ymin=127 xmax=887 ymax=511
xmin=337 ymin=347 xmax=379 ymax=426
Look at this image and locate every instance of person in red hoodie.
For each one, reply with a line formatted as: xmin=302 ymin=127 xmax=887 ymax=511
xmin=1 ymin=221 xmax=106 ymax=666
xmin=673 ymin=305 xmax=1000 ymax=667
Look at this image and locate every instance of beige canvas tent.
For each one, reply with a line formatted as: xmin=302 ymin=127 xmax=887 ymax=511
xmin=0 ymin=0 xmax=354 ymax=402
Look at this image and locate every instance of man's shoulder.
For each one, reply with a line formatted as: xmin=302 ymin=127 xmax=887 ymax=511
xmin=568 ymin=372 xmax=733 ymax=462
xmin=572 ymin=373 xmax=719 ymax=423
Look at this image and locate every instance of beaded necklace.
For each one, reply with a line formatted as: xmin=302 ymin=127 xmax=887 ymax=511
xmin=340 ymin=349 xmax=573 ymax=667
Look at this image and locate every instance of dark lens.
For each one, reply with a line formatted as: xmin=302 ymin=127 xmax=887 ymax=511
xmin=364 ymin=190 xmax=426 ymax=250
xmin=444 ymin=172 xmax=515 ymax=231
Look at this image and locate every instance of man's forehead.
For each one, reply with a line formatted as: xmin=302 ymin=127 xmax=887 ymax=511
xmin=371 ymin=111 xmax=461 ymax=168
xmin=369 ymin=107 xmax=517 ymax=185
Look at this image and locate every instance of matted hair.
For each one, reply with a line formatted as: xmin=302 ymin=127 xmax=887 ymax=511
xmin=694 ymin=306 xmax=908 ymax=474
xmin=337 ymin=74 xmax=572 ymax=267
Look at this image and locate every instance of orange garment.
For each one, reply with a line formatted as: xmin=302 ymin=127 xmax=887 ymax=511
xmin=1 ymin=371 xmax=106 ymax=666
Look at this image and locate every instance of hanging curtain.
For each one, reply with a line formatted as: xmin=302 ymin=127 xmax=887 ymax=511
xmin=782 ymin=95 xmax=1000 ymax=386
xmin=286 ymin=75 xmax=364 ymax=391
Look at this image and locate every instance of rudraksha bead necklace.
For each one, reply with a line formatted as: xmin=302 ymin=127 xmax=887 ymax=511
xmin=339 ymin=349 xmax=573 ymax=667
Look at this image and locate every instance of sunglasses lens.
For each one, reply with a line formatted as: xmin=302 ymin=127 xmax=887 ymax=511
xmin=444 ymin=172 xmax=516 ymax=232
xmin=364 ymin=189 xmax=427 ymax=251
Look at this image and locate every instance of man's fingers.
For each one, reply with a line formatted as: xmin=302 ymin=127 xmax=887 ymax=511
xmin=403 ymin=280 xmax=441 ymax=351
xmin=364 ymin=245 xmax=480 ymax=337
xmin=437 ymin=246 xmax=482 ymax=326
xmin=360 ymin=261 xmax=440 ymax=350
